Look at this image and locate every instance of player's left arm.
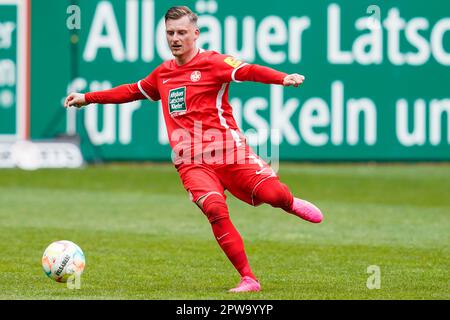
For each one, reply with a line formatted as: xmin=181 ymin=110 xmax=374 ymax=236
xmin=213 ymin=53 xmax=305 ymax=87
xmin=234 ymin=64 xmax=305 ymax=87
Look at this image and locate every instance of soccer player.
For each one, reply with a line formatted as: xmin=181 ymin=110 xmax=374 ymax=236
xmin=64 ymin=6 xmax=323 ymax=293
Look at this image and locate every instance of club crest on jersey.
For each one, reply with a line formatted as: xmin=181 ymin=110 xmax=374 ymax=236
xmin=224 ymin=56 xmax=243 ymax=68
xmin=168 ymin=87 xmax=187 ymax=116
xmin=190 ymin=71 xmax=201 ymax=82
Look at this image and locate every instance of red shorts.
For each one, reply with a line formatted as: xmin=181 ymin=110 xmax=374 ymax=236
xmin=175 ymin=146 xmax=278 ymax=206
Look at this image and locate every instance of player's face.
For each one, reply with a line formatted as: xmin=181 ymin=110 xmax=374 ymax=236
xmin=165 ymin=16 xmax=199 ymax=58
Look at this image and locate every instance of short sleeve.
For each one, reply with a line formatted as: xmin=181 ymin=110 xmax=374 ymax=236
xmin=138 ymin=67 xmax=161 ymax=101
xmin=210 ymin=53 xmax=249 ymax=83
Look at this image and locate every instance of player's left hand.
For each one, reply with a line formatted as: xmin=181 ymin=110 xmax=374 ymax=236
xmin=283 ymin=74 xmax=305 ymax=87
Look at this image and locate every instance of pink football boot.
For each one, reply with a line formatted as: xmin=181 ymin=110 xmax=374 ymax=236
xmin=229 ymin=276 xmax=261 ymax=293
xmin=289 ymin=198 xmax=323 ymax=223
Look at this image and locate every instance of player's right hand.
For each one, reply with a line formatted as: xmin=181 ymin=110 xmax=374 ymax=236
xmin=64 ymin=92 xmax=87 ymax=108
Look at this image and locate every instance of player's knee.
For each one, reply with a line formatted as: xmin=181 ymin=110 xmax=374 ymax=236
xmin=200 ymin=194 xmax=229 ymax=223
xmin=255 ymin=179 xmax=293 ymax=209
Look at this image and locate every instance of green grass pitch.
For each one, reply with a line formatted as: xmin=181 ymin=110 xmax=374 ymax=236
xmin=0 ymin=163 xmax=448 ymax=299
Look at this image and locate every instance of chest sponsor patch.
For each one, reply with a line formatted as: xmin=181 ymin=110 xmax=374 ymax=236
xmin=168 ymin=87 xmax=187 ymax=115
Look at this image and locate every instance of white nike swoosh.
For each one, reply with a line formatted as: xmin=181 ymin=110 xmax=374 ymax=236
xmin=216 ymin=232 xmax=229 ymax=241
xmin=256 ymin=168 xmax=276 ymax=176
xmin=163 ymin=79 xmax=170 ymax=84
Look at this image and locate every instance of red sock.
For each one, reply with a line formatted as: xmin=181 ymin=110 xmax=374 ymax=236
xmin=202 ymin=195 xmax=256 ymax=280
xmin=254 ymin=178 xmax=294 ymax=211
xmin=211 ymin=217 xmax=255 ymax=279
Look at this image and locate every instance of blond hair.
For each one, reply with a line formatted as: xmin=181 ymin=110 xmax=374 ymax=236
xmin=165 ymin=6 xmax=198 ymax=27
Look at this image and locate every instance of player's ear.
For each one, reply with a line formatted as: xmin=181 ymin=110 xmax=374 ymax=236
xmin=194 ymin=28 xmax=200 ymax=40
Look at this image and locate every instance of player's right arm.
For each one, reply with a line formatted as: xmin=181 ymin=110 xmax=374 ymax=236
xmin=64 ymin=83 xmax=144 ymax=108
xmin=64 ymin=69 xmax=161 ymax=108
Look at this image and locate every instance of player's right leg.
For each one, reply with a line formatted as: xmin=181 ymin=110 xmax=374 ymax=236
xmin=176 ymin=163 xmax=260 ymax=292
xmin=197 ymin=194 xmax=261 ymax=292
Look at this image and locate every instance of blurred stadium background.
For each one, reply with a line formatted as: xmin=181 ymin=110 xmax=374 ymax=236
xmin=0 ymin=0 xmax=448 ymax=299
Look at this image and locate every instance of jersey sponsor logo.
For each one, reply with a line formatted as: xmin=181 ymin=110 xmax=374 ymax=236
xmin=190 ymin=70 xmax=201 ymax=82
xmin=224 ymin=56 xmax=243 ymax=68
xmin=168 ymin=87 xmax=187 ymax=115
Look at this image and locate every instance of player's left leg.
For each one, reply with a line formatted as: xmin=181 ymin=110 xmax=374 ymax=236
xmin=217 ymin=148 xmax=323 ymax=223
xmin=252 ymin=177 xmax=323 ymax=223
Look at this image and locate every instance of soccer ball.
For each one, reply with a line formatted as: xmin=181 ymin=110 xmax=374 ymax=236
xmin=42 ymin=240 xmax=86 ymax=283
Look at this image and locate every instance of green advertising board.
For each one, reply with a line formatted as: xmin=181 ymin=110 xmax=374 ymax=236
xmin=25 ymin=0 xmax=450 ymax=161
xmin=0 ymin=1 xmax=18 ymax=140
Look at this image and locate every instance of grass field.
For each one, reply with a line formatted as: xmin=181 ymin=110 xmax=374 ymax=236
xmin=0 ymin=163 xmax=448 ymax=299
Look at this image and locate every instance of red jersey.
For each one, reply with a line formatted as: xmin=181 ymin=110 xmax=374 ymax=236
xmin=85 ymin=49 xmax=287 ymax=162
